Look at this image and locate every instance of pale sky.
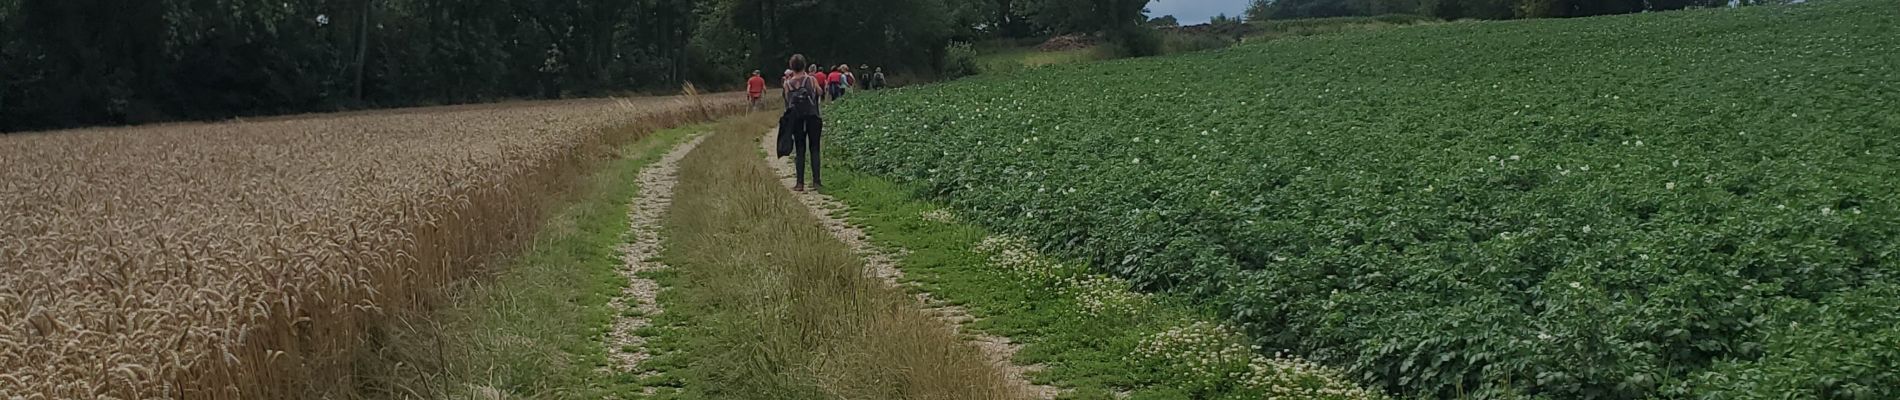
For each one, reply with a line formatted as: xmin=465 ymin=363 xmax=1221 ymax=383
xmin=1146 ymin=0 xmax=1253 ymax=24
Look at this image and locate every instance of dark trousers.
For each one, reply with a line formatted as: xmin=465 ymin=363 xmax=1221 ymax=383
xmin=791 ymin=116 xmax=824 ymax=186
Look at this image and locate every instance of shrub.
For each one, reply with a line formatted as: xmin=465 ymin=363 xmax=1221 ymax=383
xmin=1105 ymin=26 xmax=1164 ymax=58
xmin=941 ymin=41 xmax=981 ymax=79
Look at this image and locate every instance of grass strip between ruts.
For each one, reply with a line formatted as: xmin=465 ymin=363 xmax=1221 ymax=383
xmin=633 ymin=114 xmax=1024 ymax=399
xmin=355 ymin=124 xmax=701 ymax=399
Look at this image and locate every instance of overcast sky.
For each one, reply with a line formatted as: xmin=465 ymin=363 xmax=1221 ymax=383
xmin=1146 ymin=0 xmax=1253 ymax=24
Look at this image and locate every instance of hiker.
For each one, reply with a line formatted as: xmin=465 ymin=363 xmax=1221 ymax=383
xmin=822 ymin=66 xmax=839 ymax=101
xmin=871 ymin=67 xmax=887 ymax=90
xmin=809 ymin=64 xmax=827 ymax=101
xmin=824 ymin=64 xmax=839 ymax=100
xmin=835 ymin=66 xmax=853 ymax=100
xmin=783 ymin=54 xmax=825 ymax=192
xmin=859 ymin=65 xmax=872 ymax=90
xmin=746 ymin=70 xmax=766 ymax=111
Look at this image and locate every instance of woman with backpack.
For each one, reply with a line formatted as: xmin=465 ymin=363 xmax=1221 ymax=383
xmin=783 ymin=54 xmax=825 ymax=192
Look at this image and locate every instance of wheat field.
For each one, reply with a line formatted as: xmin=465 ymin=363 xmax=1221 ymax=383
xmin=0 ymin=93 xmax=744 ymax=399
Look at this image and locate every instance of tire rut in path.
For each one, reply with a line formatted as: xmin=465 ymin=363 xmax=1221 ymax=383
xmin=759 ymin=128 xmax=1061 ymax=400
xmin=605 ymin=135 xmax=706 ymax=393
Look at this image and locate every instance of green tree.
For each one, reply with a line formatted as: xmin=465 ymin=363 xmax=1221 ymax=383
xmin=0 ymin=0 xmax=1007 ymax=132
xmin=1150 ymin=14 xmax=1180 ymax=27
xmin=1025 ymin=0 xmax=1150 ymax=33
xmin=1245 ymin=0 xmax=1271 ymax=21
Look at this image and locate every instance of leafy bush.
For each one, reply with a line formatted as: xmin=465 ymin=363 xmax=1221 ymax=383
xmin=941 ymin=41 xmax=982 ymax=79
xmin=833 ymin=1 xmax=1900 ymax=398
xmin=1105 ymin=25 xmax=1164 ymax=58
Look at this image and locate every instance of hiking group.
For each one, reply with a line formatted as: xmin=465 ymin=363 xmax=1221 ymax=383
xmin=767 ymin=54 xmax=878 ymax=193
xmin=746 ymin=61 xmax=886 ymax=111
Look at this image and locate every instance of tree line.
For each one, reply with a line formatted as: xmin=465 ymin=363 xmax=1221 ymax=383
xmin=0 ymin=0 xmax=1150 ymax=133
xmin=1247 ymin=0 xmax=1792 ymax=21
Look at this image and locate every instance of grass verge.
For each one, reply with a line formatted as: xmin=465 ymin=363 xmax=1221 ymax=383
xmin=818 ymin=163 xmax=1378 ymax=399
xmin=976 ymin=47 xmax=1104 ymax=75
xmin=1246 ymin=14 xmax=1442 ymax=42
xmin=634 ymin=114 xmax=1026 ymax=399
xmin=353 ymin=124 xmax=702 ymax=399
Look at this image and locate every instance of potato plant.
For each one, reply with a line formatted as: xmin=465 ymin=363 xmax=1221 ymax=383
xmin=831 ymin=1 xmax=1899 ymax=398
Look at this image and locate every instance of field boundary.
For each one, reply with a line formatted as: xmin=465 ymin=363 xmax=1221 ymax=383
xmin=344 ymin=122 xmax=710 ymax=399
xmin=815 ymin=155 xmax=1381 ymax=399
xmin=626 ymin=114 xmax=1027 ymax=398
xmin=757 ymin=127 xmax=1062 ymax=399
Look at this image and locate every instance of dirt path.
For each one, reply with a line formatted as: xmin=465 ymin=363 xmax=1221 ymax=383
xmin=759 ymin=128 xmax=1060 ymax=400
xmin=605 ymin=134 xmax=705 ymax=390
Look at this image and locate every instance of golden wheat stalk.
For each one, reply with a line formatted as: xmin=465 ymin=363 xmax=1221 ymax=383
xmin=0 ymin=94 xmax=749 ymax=399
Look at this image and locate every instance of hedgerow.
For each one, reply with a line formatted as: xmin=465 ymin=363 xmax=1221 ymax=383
xmin=830 ymin=1 xmax=1899 ymax=398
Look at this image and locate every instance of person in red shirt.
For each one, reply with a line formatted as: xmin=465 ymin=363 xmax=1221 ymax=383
xmin=746 ymin=70 xmax=767 ymax=111
xmin=827 ymin=67 xmax=843 ymax=101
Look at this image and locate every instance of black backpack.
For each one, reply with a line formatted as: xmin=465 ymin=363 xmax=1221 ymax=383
xmin=786 ymin=75 xmax=820 ymax=118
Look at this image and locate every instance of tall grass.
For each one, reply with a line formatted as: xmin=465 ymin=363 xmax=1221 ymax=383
xmin=0 ymin=94 xmax=746 ymax=399
xmin=1249 ymin=14 xmax=1442 ymax=41
xmin=641 ymin=115 xmax=1027 ymax=399
xmin=975 ymin=47 xmax=1104 ymax=75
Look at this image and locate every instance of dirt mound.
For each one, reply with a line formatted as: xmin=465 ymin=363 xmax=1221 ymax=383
xmin=1036 ymin=34 xmax=1097 ymax=52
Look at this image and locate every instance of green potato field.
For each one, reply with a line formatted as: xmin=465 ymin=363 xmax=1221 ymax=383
xmin=832 ymin=1 xmax=1899 ymax=398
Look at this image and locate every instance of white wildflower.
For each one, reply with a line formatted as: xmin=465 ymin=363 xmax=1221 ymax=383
xmin=919 ymin=209 xmax=956 ymax=223
xmin=1666 ymin=182 xmax=1676 ymax=190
